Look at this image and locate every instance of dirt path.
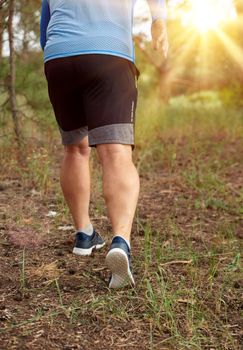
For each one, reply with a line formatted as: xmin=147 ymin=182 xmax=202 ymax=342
xmin=0 ymin=140 xmax=242 ymax=350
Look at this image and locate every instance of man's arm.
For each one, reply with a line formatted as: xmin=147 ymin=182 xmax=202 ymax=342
xmin=147 ymin=0 xmax=167 ymax=22
xmin=40 ymin=0 xmax=50 ymax=51
xmin=146 ymin=0 xmax=168 ymax=57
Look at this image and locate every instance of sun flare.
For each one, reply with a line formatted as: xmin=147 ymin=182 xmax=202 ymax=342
xmin=183 ymin=0 xmax=237 ymax=33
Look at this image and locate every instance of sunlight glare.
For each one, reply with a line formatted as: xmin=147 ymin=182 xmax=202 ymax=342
xmin=183 ymin=0 xmax=237 ymax=33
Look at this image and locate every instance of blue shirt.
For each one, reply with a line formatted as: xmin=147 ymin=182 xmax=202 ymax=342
xmin=40 ymin=0 xmax=167 ymax=63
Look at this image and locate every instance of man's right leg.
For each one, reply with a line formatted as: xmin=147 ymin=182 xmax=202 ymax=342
xmin=97 ymin=144 xmax=140 ymax=243
xmin=97 ymin=144 xmax=140 ymax=288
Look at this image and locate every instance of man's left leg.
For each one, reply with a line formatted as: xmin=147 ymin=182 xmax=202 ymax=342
xmin=60 ymin=136 xmax=105 ymax=255
xmin=60 ymin=136 xmax=91 ymax=230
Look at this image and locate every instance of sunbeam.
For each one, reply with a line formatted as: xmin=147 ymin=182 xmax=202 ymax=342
xmin=167 ymin=29 xmax=198 ymax=83
xmin=215 ymin=28 xmax=243 ymax=70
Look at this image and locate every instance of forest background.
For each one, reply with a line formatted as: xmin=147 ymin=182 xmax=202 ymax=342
xmin=0 ymin=1 xmax=242 ymax=349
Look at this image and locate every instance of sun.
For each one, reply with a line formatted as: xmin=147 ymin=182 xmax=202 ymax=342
xmin=183 ymin=0 xmax=237 ymax=33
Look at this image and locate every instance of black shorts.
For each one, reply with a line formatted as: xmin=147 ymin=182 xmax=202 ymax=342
xmin=44 ymin=54 xmax=139 ymax=146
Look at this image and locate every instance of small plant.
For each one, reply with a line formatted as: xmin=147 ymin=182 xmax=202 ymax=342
xmin=144 ymin=223 xmax=153 ymax=272
xmin=227 ymin=253 xmax=241 ymax=272
xmin=54 ymin=279 xmax=64 ymax=307
xmin=208 ymin=253 xmax=219 ymax=290
xmin=205 ymin=198 xmax=228 ymax=210
xmin=145 ymin=269 xmax=179 ymax=337
xmin=215 ymin=221 xmax=235 ymax=239
xmin=20 ymin=248 xmax=26 ymax=296
xmin=26 ymin=147 xmax=51 ymax=193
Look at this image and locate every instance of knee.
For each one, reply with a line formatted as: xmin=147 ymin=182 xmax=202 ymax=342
xmin=97 ymin=144 xmax=132 ymax=166
xmin=64 ymin=140 xmax=91 ymax=158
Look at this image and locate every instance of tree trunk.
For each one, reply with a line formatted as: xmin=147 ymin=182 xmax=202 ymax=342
xmin=0 ymin=0 xmax=7 ymax=65
xmin=0 ymin=19 xmax=4 ymax=65
xmin=7 ymin=0 xmax=22 ymax=144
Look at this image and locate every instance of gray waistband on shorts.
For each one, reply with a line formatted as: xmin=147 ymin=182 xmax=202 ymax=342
xmin=88 ymin=123 xmax=134 ymax=146
xmin=59 ymin=126 xmax=88 ymax=145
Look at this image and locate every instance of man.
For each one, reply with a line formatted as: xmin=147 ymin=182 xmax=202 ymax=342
xmin=40 ymin=0 xmax=168 ymax=289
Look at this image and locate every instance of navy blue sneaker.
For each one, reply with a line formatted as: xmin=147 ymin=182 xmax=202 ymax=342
xmin=105 ymin=236 xmax=135 ymax=289
xmin=73 ymin=230 xmax=105 ymax=256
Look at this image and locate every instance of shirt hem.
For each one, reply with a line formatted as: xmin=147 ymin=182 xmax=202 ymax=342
xmin=44 ymin=49 xmax=135 ymax=63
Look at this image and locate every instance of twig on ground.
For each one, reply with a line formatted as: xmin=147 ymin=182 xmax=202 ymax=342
xmin=160 ymin=259 xmax=193 ymax=266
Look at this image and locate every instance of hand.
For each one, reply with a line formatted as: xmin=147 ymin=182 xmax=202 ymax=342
xmin=151 ymin=19 xmax=168 ymax=58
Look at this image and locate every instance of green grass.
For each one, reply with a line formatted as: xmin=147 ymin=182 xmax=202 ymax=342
xmin=0 ymin=61 xmax=242 ymax=349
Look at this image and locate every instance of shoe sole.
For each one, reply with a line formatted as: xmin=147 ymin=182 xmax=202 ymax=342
xmin=105 ymin=248 xmax=135 ymax=289
xmin=73 ymin=242 xmax=105 ymax=256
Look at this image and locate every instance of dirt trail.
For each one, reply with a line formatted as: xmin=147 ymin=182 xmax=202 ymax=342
xmin=0 ymin=141 xmax=242 ymax=350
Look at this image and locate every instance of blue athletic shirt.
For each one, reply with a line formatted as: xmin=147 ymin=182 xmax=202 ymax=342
xmin=40 ymin=0 xmax=167 ymax=63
